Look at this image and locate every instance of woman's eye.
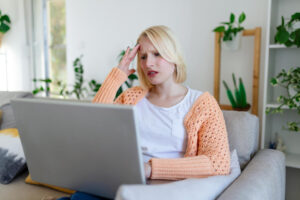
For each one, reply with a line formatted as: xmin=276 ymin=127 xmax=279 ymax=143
xmin=141 ymin=55 xmax=146 ymax=60
xmin=154 ymin=52 xmax=160 ymax=57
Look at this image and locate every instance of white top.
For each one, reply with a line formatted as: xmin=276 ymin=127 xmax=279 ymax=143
xmin=135 ymin=87 xmax=203 ymax=162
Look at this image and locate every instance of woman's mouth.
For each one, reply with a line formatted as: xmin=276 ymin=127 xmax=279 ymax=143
xmin=147 ymin=71 xmax=158 ymax=78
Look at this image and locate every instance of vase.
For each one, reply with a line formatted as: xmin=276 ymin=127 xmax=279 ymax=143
xmin=222 ymin=32 xmax=242 ymax=51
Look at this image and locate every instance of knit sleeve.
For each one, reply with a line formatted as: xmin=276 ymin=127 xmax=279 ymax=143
xmin=149 ymin=92 xmax=231 ymax=180
xmin=92 ymin=67 xmax=128 ymax=104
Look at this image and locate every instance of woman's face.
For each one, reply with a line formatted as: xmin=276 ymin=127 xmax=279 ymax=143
xmin=138 ymin=36 xmax=176 ymax=86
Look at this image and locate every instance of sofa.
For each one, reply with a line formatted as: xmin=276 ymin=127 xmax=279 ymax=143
xmin=0 ymin=91 xmax=285 ymax=200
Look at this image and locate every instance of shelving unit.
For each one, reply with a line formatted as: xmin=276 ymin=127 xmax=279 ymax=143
xmin=261 ymin=0 xmax=300 ymax=169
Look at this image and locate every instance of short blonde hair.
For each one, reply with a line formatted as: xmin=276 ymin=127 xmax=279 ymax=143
xmin=136 ymin=25 xmax=186 ymax=89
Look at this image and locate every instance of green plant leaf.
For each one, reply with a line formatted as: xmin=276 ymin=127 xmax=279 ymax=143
xmin=0 ymin=23 xmax=10 ymax=33
xmin=230 ymin=13 xmax=235 ymax=23
xmin=270 ymin=78 xmax=278 ymax=86
xmin=128 ymin=73 xmax=138 ymax=80
xmin=238 ymin=12 xmax=246 ymax=24
xmin=239 ymin=78 xmax=247 ymax=107
xmin=1 ymin=15 xmax=11 ymax=23
xmin=213 ymin=26 xmax=225 ymax=32
xmin=223 ymin=80 xmax=237 ymax=108
xmin=291 ymin=12 xmax=300 ymax=21
xmin=221 ymin=22 xmax=230 ymax=25
xmin=275 ymin=28 xmax=289 ymax=44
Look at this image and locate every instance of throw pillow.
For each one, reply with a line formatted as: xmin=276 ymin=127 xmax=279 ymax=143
xmin=0 ymin=128 xmax=26 ymax=184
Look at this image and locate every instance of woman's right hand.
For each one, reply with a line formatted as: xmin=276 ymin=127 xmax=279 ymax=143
xmin=118 ymin=44 xmax=140 ymax=76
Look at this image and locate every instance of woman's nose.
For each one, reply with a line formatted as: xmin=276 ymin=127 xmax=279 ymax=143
xmin=146 ymin=56 xmax=155 ymax=67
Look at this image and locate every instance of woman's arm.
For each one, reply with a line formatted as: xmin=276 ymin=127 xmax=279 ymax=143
xmin=92 ymin=45 xmax=140 ymax=104
xmin=92 ymin=67 xmax=128 ymax=104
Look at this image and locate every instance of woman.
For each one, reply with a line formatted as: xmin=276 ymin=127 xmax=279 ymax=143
xmin=92 ymin=25 xmax=231 ymax=180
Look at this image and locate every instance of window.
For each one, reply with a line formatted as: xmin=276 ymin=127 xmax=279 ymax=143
xmin=48 ymin=0 xmax=67 ymax=94
xmin=32 ymin=0 xmax=66 ymax=96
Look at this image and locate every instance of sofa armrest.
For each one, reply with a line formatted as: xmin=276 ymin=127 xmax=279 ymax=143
xmin=217 ymin=149 xmax=285 ymax=200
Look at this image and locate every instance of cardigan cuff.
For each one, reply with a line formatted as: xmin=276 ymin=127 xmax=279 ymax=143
xmin=150 ymin=156 xmax=215 ymax=180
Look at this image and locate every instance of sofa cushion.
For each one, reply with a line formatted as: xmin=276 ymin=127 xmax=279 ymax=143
xmin=222 ymin=111 xmax=259 ymax=169
xmin=0 ymin=92 xmax=33 ymax=130
xmin=0 ymin=170 xmax=69 ymax=199
xmin=0 ymin=109 xmax=2 ymax=127
xmin=0 ymin=128 xmax=26 ymax=184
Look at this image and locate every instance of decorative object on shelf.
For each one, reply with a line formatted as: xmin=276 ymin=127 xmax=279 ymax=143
xmin=222 ymin=73 xmax=250 ymax=111
xmin=276 ymin=136 xmax=286 ymax=153
xmin=274 ymin=12 xmax=300 ymax=47
xmin=266 ymin=67 xmax=300 ymax=132
xmin=0 ymin=9 xmax=11 ymax=47
xmin=213 ymin=12 xmax=246 ymax=50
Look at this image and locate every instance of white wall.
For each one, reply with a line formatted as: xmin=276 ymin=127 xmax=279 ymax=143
xmin=0 ymin=0 xmax=32 ymax=91
xmin=66 ymin=0 xmax=268 ymax=119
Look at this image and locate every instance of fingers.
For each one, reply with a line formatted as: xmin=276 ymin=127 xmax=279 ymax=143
xmin=118 ymin=44 xmax=140 ymax=75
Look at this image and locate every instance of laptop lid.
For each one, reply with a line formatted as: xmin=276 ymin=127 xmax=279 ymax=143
xmin=11 ymin=98 xmax=145 ymax=198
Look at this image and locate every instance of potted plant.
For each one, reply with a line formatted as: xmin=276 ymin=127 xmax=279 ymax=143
xmin=274 ymin=12 xmax=300 ymax=47
xmin=213 ymin=12 xmax=246 ymax=50
xmin=223 ymin=73 xmax=250 ymax=111
xmin=0 ymin=9 xmax=11 ymax=47
xmin=266 ymin=67 xmax=300 ymax=132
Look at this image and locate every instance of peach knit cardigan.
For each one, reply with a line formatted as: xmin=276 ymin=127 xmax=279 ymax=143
xmin=92 ymin=68 xmax=231 ymax=180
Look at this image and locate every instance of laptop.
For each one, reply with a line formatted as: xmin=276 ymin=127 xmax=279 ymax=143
xmin=11 ymin=98 xmax=146 ymax=199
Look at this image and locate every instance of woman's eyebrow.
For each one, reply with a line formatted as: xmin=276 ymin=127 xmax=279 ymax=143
xmin=139 ymin=50 xmax=157 ymax=54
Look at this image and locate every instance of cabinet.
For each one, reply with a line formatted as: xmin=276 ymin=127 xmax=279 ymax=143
xmin=261 ymin=0 xmax=300 ymax=168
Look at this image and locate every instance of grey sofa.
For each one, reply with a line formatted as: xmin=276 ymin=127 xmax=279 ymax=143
xmin=0 ymin=92 xmax=285 ymax=200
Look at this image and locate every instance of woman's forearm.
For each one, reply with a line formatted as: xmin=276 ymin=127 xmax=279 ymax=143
xmin=92 ymin=67 xmax=128 ymax=104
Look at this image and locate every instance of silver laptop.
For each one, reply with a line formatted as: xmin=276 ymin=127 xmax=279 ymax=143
xmin=11 ymin=98 xmax=146 ymax=199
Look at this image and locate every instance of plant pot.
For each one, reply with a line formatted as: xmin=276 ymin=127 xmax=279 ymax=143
xmin=233 ymin=103 xmax=251 ymax=111
xmin=222 ymin=32 xmax=242 ymax=51
xmin=0 ymin=32 xmax=3 ymax=47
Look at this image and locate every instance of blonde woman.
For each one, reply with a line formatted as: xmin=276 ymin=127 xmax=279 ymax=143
xmin=92 ymin=25 xmax=231 ymax=181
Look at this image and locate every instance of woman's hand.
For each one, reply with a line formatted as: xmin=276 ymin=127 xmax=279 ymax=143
xmin=118 ymin=44 xmax=140 ymax=76
xmin=144 ymin=162 xmax=152 ymax=179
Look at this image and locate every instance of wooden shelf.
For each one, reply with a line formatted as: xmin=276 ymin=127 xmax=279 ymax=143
xmin=286 ymin=153 xmax=300 ymax=169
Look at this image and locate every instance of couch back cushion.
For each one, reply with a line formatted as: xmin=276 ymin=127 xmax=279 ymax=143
xmin=0 ymin=92 xmax=33 ymax=130
xmin=222 ymin=110 xmax=259 ymax=169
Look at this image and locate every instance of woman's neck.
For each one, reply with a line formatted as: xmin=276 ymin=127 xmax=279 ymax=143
xmin=148 ymin=82 xmax=187 ymax=99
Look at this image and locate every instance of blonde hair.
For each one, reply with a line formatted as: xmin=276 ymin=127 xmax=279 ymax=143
xmin=136 ymin=25 xmax=186 ymax=89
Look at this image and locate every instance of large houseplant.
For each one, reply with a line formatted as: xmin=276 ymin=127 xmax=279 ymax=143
xmin=213 ymin=12 xmax=246 ymax=50
xmin=266 ymin=67 xmax=300 ymax=132
xmin=0 ymin=9 xmax=11 ymax=47
xmin=274 ymin=12 xmax=300 ymax=47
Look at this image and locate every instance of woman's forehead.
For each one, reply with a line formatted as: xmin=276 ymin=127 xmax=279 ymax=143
xmin=139 ymin=37 xmax=157 ymax=53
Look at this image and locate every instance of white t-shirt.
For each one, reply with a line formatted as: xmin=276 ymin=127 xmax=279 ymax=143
xmin=135 ymin=87 xmax=203 ymax=162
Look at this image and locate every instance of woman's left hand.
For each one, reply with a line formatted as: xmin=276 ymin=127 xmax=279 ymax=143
xmin=144 ymin=162 xmax=152 ymax=179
